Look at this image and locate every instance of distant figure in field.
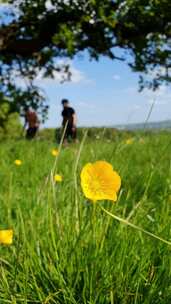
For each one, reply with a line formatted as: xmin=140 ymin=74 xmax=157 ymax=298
xmin=24 ymin=107 xmax=39 ymax=139
xmin=61 ymin=99 xmax=77 ymax=144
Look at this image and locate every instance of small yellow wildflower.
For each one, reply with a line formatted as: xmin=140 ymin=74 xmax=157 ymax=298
xmin=14 ymin=159 xmax=22 ymax=166
xmin=51 ymin=149 xmax=59 ymax=157
xmin=81 ymin=161 xmax=121 ymax=202
xmin=125 ymin=138 xmax=134 ymax=145
xmin=0 ymin=229 xmax=13 ymax=245
xmin=139 ymin=138 xmax=145 ymax=144
xmin=54 ymin=174 xmax=63 ymax=182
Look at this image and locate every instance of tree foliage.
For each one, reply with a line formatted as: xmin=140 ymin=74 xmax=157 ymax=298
xmin=0 ymin=0 xmax=171 ymax=117
xmin=0 ymin=93 xmax=22 ymax=139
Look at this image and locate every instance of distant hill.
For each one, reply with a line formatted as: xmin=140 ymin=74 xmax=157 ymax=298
xmin=115 ymin=120 xmax=171 ymax=130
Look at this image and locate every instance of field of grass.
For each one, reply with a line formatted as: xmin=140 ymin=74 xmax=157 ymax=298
xmin=0 ymin=130 xmax=171 ymax=304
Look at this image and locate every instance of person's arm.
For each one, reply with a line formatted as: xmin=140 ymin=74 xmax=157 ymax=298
xmin=72 ymin=113 xmax=77 ymax=129
xmin=23 ymin=115 xmax=28 ymax=130
xmin=61 ymin=110 xmax=64 ymax=127
xmin=36 ymin=114 xmax=40 ymax=128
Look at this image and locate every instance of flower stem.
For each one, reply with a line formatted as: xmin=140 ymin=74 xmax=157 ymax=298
xmin=100 ymin=206 xmax=171 ymax=246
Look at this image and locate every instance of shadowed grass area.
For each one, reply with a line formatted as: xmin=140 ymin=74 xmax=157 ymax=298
xmin=0 ymin=130 xmax=171 ymax=303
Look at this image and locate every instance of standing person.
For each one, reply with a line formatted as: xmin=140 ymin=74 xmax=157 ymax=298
xmin=24 ymin=107 xmax=39 ymax=139
xmin=61 ymin=99 xmax=77 ymax=144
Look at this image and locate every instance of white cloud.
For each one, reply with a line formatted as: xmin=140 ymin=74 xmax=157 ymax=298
xmin=143 ymin=85 xmax=171 ymax=106
xmin=35 ymin=64 xmax=85 ymax=84
xmin=45 ymin=0 xmax=74 ymax=10
xmin=76 ymin=101 xmax=96 ymax=109
xmin=69 ymin=65 xmax=85 ymax=83
xmin=13 ymin=60 xmax=92 ymax=89
xmin=35 ymin=61 xmax=94 ymax=86
xmin=45 ymin=0 xmax=56 ymax=11
xmin=113 ymin=74 xmax=121 ymax=80
xmin=125 ymin=84 xmax=171 ymax=106
xmin=147 ymin=67 xmax=171 ymax=80
xmin=133 ymin=104 xmax=141 ymax=110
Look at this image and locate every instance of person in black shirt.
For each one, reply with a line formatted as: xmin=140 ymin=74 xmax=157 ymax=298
xmin=61 ymin=99 xmax=77 ymax=143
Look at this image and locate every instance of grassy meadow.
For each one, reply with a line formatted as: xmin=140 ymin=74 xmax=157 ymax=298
xmin=0 ymin=129 xmax=171 ymax=303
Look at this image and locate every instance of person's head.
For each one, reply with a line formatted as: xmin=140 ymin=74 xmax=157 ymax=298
xmin=61 ymin=99 xmax=69 ymax=108
xmin=23 ymin=105 xmax=29 ymax=113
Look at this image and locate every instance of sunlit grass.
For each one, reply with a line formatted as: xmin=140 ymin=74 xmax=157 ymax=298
xmin=0 ymin=130 xmax=171 ymax=303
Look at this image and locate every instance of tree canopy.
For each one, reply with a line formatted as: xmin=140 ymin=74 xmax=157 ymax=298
xmin=0 ymin=0 xmax=171 ymax=118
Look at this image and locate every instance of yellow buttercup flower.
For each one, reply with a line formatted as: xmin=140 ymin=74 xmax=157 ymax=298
xmin=125 ymin=138 xmax=134 ymax=145
xmin=54 ymin=174 xmax=63 ymax=182
xmin=51 ymin=149 xmax=59 ymax=157
xmin=81 ymin=161 xmax=121 ymax=202
xmin=0 ymin=229 xmax=13 ymax=245
xmin=14 ymin=159 xmax=22 ymax=166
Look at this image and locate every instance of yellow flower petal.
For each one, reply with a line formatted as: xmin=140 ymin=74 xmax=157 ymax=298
xmin=14 ymin=159 xmax=22 ymax=166
xmin=125 ymin=138 xmax=134 ymax=145
xmin=51 ymin=149 xmax=59 ymax=157
xmin=81 ymin=161 xmax=121 ymax=202
xmin=54 ymin=174 xmax=63 ymax=182
xmin=0 ymin=229 xmax=13 ymax=245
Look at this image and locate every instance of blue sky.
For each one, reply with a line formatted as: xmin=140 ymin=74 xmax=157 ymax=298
xmin=38 ymin=55 xmax=171 ymax=128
